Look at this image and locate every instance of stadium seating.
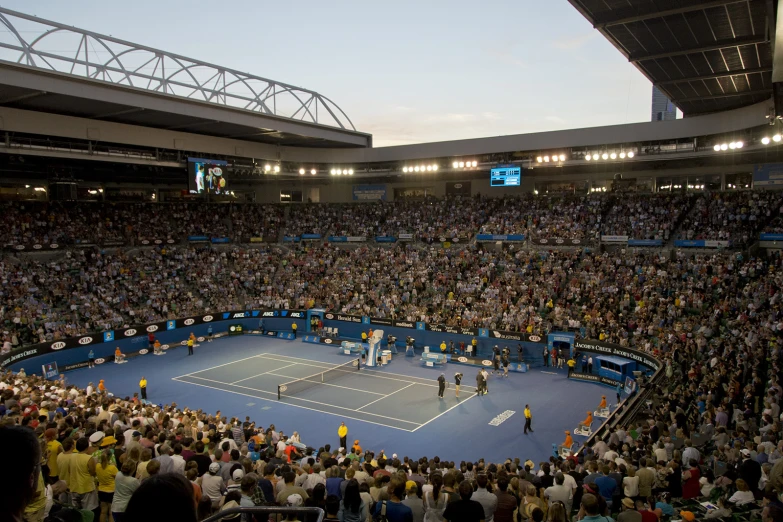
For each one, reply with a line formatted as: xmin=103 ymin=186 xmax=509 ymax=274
xmin=1 ymin=193 xmax=781 ymax=522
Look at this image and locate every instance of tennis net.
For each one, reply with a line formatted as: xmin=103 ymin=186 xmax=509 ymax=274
xmin=277 ymin=358 xmax=361 ymax=400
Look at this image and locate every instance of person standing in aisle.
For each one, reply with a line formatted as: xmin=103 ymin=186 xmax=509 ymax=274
xmin=542 ymin=347 xmax=549 ymax=367
xmin=523 ymin=404 xmax=533 ymax=434
xmin=616 ymin=383 xmax=622 ymax=404
xmin=437 ymin=373 xmax=446 ymax=399
xmin=207 ymin=325 xmax=213 ymax=342
xmin=291 ymin=322 xmax=298 ymax=338
xmin=187 ymin=336 xmax=194 ymax=355
xmin=454 ymin=373 xmax=462 ymax=398
xmin=338 ymin=422 xmax=348 ymax=450
xmin=89 ymin=349 xmax=96 ymax=368
xmin=139 ymin=376 xmax=147 ymax=401
xmin=587 ymin=356 xmax=593 ymax=373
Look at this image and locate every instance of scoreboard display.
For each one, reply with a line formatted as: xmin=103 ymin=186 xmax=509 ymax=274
xmin=490 ymin=166 xmax=521 ymax=187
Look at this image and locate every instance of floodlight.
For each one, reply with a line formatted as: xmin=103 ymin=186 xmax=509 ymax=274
xmin=762 ymin=137 xmax=771 ymax=145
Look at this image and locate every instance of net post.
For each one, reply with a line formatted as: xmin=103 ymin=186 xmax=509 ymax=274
xmin=356 ymin=357 xmax=361 ymax=370
xmin=277 ymin=385 xmax=281 ymax=400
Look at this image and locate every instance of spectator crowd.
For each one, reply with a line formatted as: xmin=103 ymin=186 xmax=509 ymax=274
xmin=0 ymin=193 xmax=782 ymax=522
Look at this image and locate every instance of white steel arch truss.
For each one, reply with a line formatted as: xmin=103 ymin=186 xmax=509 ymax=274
xmin=0 ymin=8 xmax=356 ymax=131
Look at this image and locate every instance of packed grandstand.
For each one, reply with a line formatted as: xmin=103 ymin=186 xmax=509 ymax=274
xmin=0 ymin=194 xmax=781 ymax=522
xmin=3 ymin=1 xmax=783 ymax=521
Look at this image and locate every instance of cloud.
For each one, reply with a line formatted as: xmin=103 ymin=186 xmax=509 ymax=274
xmin=553 ymin=31 xmax=598 ymax=50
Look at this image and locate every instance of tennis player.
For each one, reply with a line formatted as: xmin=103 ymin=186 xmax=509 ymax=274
xmin=454 ymin=372 xmax=462 ymax=398
xmin=437 ymin=373 xmax=446 ymax=398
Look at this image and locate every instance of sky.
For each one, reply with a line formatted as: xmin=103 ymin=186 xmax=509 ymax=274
xmin=2 ymin=1 xmax=660 ymax=147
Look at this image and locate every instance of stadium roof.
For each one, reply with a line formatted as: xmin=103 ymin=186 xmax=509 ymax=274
xmin=568 ymin=0 xmax=774 ymax=116
xmin=0 ymin=8 xmax=371 ymax=149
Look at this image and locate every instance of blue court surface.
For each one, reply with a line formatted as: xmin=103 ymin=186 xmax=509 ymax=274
xmin=66 ymin=336 xmax=608 ymax=463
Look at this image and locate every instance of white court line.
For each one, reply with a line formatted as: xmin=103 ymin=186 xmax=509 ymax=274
xmin=176 ymin=375 xmax=420 ymax=426
xmin=171 ymin=354 xmax=263 ymax=379
xmin=258 ymin=352 xmax=477 ymax=391
xmin=410 ymin=391 xmax=478 ymax=432
xmin=357 ymin=383 xmax=415 ymax=411
xmin=230 ymin=363 xmax=299 ymax=385
xmin=266 ymin=373 xmax=387 ymax=395
xmin=171 ymin=377 xmax=416 ymax=432
xmin=540 ymin=371 xmax=558 ymax=375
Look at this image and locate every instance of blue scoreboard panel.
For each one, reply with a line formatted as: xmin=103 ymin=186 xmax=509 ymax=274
xmin=490 ymin=166 xmax=521 ymax=187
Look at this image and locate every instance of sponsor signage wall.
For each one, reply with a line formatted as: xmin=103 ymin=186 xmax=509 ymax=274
xmin=139 ymin=239 xmax=177 ymax=246
xmin=532 ymin=238 xmax=584 ymax=246
xmin=300 ymin=234 xmax=322 ymax=240
xmin=7 ymin=243 xmax=62 ymax=252
xmin=753 ymin=163 xmax=783 ymax=186
xmin=352 ymin=184 xmax=387 ymax=201
xmin=760 ymin=233 xmax=783 ymax=241
xmin=445 ymin=181 xmax=471 ymax=196
xmin=375 ymin=237 xmax=397 ymax=243
xmin=475 ymin=234 xmax=525 ymax=242
xmin=673 ymin=239 xmax=730 ymax=248
xmin=573 ymin=339 xmax=661 ymax=371
xmin=600 ymin=235 xmax=629 ymax=243
xmin=569 ymin=372 xmax=622 ymax=388
xmin=398 ymin=234 xmax=414 ymax=241
xmin=1 ymin=309 xmax=308 ymax=370
xmin=188 ymin=236 xmax=210 ymax=242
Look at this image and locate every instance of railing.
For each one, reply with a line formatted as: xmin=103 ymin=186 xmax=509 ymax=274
xmin=204 ymin=506 xmax=324 ymax=522
xmin=0 ymin=8 xmax=355 ymax=131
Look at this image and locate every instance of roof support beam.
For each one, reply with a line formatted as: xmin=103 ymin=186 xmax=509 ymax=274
xmin=630 ymin=35 xmax=767 ymax=62
xmin=772 ymin=0 xmax=783 ymax=82
xmin=596 ymin=0 xmax=749 ymax=28
xmin=93 ymin=108 xmax=145 ymax=119
xmin=656 ymin=66 xmax=772 ymax=85
xmin=674 ymin=88 xmax=772 ymax=102
xmin=0 ymin=91 xmax=47 ymax=104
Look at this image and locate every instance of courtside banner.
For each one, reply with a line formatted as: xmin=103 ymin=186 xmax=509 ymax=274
xmin=6 ymin=243 xmax=62 ymax=252
xmin=139 ymin=239 xmax=177 ymax=246
xmin=282 ymin=236 xmax=301 ymax=242
xmin=323 ymin=312 xmax=363 ymax=323
xmin=600 ymin=235 xmax=629 ymax=243
xmin=425 ymin=324 xmax=479 ymax=336
xmin=627 ymin=239 xmax=663 ymax=247
xmin=532 ymin=238 xmax=584 ymax=246
xmin=760 ymin=233 xmax=783 ymax=241
xmin=375 ymin=237 xmax=397 ymax=243
xmin=488 ymin=329 xmax=544 ymax=343
xmin=301 ymin=234 xmax=322 ymax=240
xmin=368 ymin=317 xmax=394 ymax=326
xmin=569 ymin=372 xmax=622 ymax=388
xmin=398 ymin=234 xmax=414 ymax=241
xmin=573 ymin=339 xmax=661 ymax=371
xmin=475 ymin=234 xmax=525 ymax=242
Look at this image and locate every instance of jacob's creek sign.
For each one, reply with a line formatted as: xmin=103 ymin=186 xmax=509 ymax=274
xmin=574 ymin=340 xmax=661 ymax=371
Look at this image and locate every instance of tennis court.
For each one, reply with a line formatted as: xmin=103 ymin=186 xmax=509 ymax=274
xmin=172 ymin=352 xmax=477 ymax=431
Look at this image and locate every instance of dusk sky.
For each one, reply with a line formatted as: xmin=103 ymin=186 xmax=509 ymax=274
xmin=2 ymin=1 xmax=662 ymax=147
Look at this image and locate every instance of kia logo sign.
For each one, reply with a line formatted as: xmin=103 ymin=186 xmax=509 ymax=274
xmin=230 ymin=326 xmax=236 ymax=332
xmin=573 ymin=239 xmax=581 ymax=244
xmin=482 ymin=360 xmax=493 ymax=366
xmin=458 ymin=356 xmax=468 ymax=363
xmin=453 ymin=238 xmax=459 ymax=243
xmin=439 ymin=237 xmax=447 ymax=242
xmin=197 ymin=337 xmax=205 ymax=342
xmin=33 ymin=244 xmax=42 ymax=250
xmin=540 ymin=239 xmax=548 ymax=244
xmin=279 ymin=385 xmax=288 ymax=392
xmin=154 ymin=239 xmax=163 ymax=244
xmin=14 ymin=245 xmax=24 ymax=250
xmin=78 ymin=337 xmax=93 ymax=345
xmin=50 ymin=342 xmax=66 ymax=351
xmin=139 ymin=349 xmax=149 ymax=355
xmin=184 ymin=319 xmax=195 ymax=326
xmin=124 ymin=329 xmax=137 ymax=336
xmin=325 ymin=313 xmax=335 ymax=320
xmin=202 ymin=315 xmax=213 ymax=322
xmin=50 ymin=244 xmax=59 ymax=249
xmin=324 ymin=339 xmax=333 ymax=344
xmin=181 ymin=341 xmax=188 ymax=346
xmin=529 ymin=335 xmax=541 ymax=342
xmin=166 ymin=239 xmax=175 ymax=244
xmin=454 ymin=184 xmax=462 ymax=189
xmin=352 ymin=359 xmax=359 ymax=366
xmin=161 ymin=344 xmax=169 ymax=350
xmin=95 ymin=358 xmax=106 ymax=365
xmin=141 ymin=240 xmax=150 ymax=245
xmin=146 ymin=325 xmax=158 ymax=332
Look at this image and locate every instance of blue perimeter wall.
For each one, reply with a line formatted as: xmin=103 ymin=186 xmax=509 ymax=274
xmin=8 ymin=317 xmax=552 ymax=374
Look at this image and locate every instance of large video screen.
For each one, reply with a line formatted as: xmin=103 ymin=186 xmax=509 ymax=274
xmin=490 ymin=165 xmax=521 ymax=187
xmin=188 ymin=157 xmax=228 ymax=195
